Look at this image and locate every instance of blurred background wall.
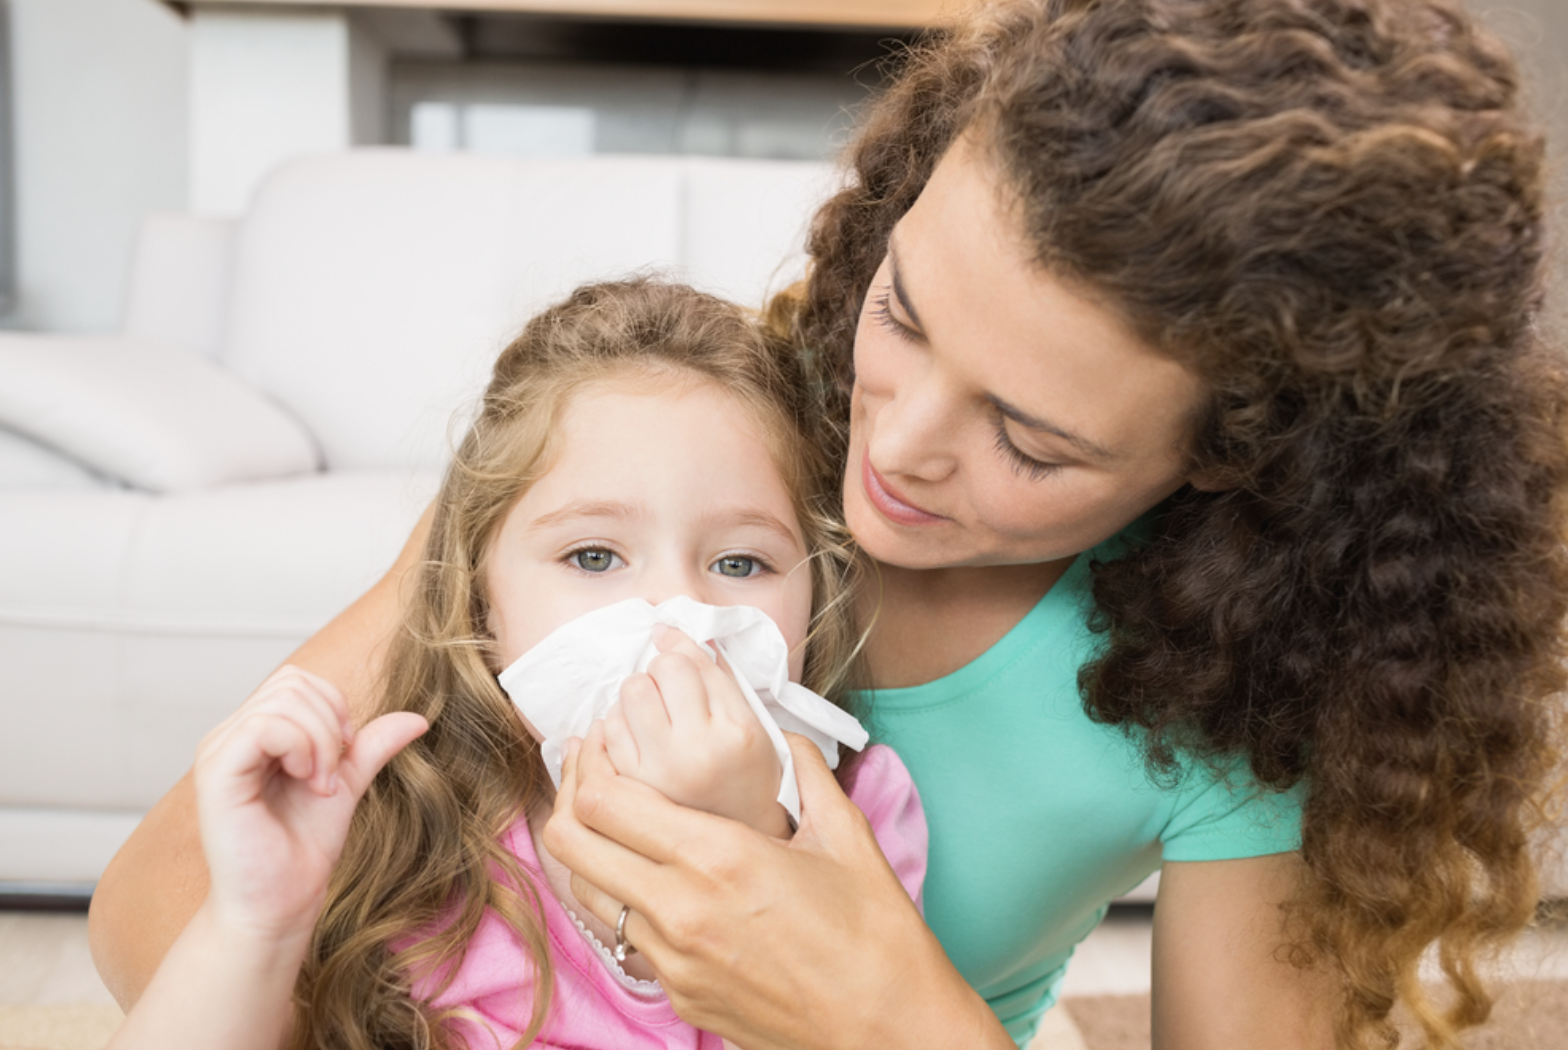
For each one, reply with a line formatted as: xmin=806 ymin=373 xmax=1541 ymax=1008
xmin=1 ymin=0 xmax=1563 ymax=336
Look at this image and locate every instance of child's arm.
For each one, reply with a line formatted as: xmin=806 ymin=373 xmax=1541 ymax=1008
xmin=106 ymin=669 xmax=427 ymax=1050
xmin=601 ymin=626 xmax=792 ymax=839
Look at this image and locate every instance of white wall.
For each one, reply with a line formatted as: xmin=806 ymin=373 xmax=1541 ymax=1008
xmin=1472 ymin=0 xmax=1568 ymax=330
xmin=7 ymin=0 xmax=188 ymax=333
xmin=189 ymin=6 xmax=388 ymax=214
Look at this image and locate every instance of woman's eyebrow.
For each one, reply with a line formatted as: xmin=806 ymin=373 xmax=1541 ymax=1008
xmin=886 ymin=235 xmax=927 ymax=331
xmin=988 ymin=394 xmax=1118 ymax=461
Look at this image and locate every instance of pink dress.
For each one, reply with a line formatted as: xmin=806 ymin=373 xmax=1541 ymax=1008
xmin=410 ymin=744 xmax=927 ymax=1050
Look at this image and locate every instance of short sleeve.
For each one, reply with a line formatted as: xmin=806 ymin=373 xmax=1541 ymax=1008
xmin=843 ymin=743 xmax=930 ymax=911
xmin=1159 ymin=756 xmax=1306 ymax=863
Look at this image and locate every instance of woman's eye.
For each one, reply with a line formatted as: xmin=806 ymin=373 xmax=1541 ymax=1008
xmin=712 ymin=555 xmax=761 ymax=579
xmin=571 ymin=548 xmax=621 ymax=573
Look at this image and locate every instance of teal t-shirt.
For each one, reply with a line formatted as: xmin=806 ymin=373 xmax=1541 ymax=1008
xmin=856 ymin=540 xmax=1304 ymax=1047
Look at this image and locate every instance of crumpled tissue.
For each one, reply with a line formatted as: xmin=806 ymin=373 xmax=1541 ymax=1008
xmin=496 ymin=596 xmax=868 ymax=823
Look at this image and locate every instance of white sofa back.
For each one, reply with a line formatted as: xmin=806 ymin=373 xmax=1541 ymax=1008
xmin=216 ymin=151 xmax=835 ymax=470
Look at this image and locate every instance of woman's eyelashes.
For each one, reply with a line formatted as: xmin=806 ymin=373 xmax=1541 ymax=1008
xmin=870 ymin=288 xmax=920 ymax=343
xmin=992 ymin=421 xmax=1061 ymax=481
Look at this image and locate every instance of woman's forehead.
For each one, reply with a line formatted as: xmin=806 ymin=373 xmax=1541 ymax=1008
xmin=888 ymin=138 xmax=1204 ymax=457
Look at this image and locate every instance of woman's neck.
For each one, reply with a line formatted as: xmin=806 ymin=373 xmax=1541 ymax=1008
xmin=857 ymin=557 xmax=1074 ymax=690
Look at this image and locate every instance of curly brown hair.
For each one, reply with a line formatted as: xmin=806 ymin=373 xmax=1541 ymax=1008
xmin=287 ymin=279 xmax=865 ymax=1050
xmin=784 ymin=0 xmax=1568 ymax=1046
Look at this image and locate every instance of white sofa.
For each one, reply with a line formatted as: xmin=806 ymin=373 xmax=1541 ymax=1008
xmin=0 ymin=150 xmax=837 ymax=892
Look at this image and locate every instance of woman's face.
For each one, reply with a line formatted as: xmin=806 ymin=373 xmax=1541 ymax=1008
xmin=844 ymin=134 xmax=1207 ymax=571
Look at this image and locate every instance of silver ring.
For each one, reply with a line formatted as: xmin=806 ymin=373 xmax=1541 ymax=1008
xmin=613 ymin=903 xmax=636 ymax=962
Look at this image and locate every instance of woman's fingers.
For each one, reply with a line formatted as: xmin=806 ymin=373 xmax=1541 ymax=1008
xmin=544 ymin=734 xmax=683 ymax=921
xmin=784 ymin=733 xmax=856 ymax=839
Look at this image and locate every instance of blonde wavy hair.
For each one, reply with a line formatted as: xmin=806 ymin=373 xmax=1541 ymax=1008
xmin=285 ymin=278 xmax=863 ymax=1050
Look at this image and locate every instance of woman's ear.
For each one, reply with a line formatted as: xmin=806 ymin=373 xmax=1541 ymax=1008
xmin=1186 ymin=465 xmax=1232 ymax=493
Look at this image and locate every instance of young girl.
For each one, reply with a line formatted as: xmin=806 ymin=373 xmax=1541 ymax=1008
xmin=107 ymin=279 xmax=927 ymax=1050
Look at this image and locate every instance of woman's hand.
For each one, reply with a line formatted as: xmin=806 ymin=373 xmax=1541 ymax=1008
xmin=542 ymin=730 xmax=1013 ymax=1050
xmin=602 ymin=625 xmax=788 ymax=838
xmin=194 ymin=665 xmax=427 ymax=940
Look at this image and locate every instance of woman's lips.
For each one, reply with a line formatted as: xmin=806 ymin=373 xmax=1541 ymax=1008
xmin=862 ymin=453 xmax=947 ymax=526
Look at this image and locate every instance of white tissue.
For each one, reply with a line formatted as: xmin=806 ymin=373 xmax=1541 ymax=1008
xmin=495 ymin=596 xmax=869 ymax=823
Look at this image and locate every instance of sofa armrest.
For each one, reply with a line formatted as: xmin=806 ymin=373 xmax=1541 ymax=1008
xmin=0 ymin=334 xmax=320 ymax=492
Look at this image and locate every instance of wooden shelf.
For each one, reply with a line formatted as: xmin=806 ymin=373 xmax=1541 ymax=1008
xmin=171 ymin=0 xmax=952 ymax=31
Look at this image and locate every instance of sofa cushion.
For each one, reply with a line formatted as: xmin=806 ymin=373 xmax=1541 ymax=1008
xmin=0 ymin=335 xmax=320 ymax=492
xmin=0 ymin=469 xmax=436 ymax=810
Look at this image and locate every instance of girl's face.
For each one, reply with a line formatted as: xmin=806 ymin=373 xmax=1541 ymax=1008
xmin=844 ymin=134 xmax=1208 ymax=571
xmin=485 ymin=377 xmax=814 ymax=680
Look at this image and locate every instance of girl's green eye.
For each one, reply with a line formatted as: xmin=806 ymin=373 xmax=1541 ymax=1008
xmin=573 ymin=549 xmax=618 ymax=573
xmin=713 ymin=556 xmax=758 ymax=578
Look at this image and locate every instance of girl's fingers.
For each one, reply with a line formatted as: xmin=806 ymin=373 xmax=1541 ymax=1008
xmin=618 ymin=671 xmax=671 ymax=741
xmin=204 ymin=670 xmax=350 ymax=794
xmin=205 ymin=711 xmax=317 ymax=794
xmin=337 ymin=712 xmax=428 ymax=798
xmin=557 ymin=730 xmax=747 ymax=872
xmin=643 ymin=644 xmax=713 ymax=726
xmin=652 ymin=627 xmax=755 ymax=726
xmin=602 ymin=700 xmax=643 ymax=775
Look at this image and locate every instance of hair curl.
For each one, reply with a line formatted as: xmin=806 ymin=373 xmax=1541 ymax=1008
xmin=287 ymin=279 xmax=865 ymax=1050
xmin=785 ymin=0 xmax=1568 ymax=1045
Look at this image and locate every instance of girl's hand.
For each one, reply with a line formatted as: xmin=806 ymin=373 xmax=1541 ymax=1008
xmin=601 ymin=626 xmax=789 ymax=838
xmin=542 ymin=731 xmax=1012 ymax=1050
xmin=193 ymin=665 xmax=428 ymax=940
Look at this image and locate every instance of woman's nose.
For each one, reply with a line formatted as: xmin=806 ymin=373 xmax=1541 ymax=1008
xmin=866 ymin=371 xmax=960 ymax=483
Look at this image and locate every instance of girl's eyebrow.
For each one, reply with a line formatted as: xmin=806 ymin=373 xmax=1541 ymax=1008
xmin=526 ymin=499 xmax=639 ymax=531
xmin=886 ymin=234 xmax=926 ymax=331
xmin=704 ymin=508 xmax=803 ymax=548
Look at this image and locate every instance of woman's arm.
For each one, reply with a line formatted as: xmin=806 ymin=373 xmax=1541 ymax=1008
xmin=88 ymin=503 xmax=434 ymax=1010
xmin=544 ymin=732 xmax=1016 ymax=1050
xmin=1152 ymin=854 xmax=1338 ymax=1049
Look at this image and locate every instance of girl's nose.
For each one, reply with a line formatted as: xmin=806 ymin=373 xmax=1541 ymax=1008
xmin=638 ymin=558 xmax=709 ymax=608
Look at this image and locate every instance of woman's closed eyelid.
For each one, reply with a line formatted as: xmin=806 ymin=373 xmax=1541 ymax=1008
xmin=992 ymin=419 xmax=1062 ymax=481
xmin=871 ymin=287 xmax=922 ymax=342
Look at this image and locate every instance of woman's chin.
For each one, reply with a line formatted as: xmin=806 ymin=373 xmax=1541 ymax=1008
xmin=845 ymin=498 xmax=962 ymax=570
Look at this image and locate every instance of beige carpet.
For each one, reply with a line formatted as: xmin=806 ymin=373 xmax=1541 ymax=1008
xmin=0 ymin=1005 xmax=122 ymax=1050
xmin=1064 ymin=981 xmax=1568 ymax=1050
xmin=6 ymin=987 xmax=1566 ymax=1049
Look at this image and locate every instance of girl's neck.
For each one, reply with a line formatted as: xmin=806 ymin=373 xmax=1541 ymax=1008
xmin=525 ymin=799 xmax=662 ymax=984
xmin=857 ymin=557 xmax=1074 ymax=690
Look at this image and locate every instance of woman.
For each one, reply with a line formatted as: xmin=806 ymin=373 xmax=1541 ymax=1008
xmin=91 ymin=0 xmax=1568 ymax=1047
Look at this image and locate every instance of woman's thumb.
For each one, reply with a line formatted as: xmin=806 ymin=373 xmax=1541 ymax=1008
xmin=786 ymin=733 xmax=853 ymax=834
